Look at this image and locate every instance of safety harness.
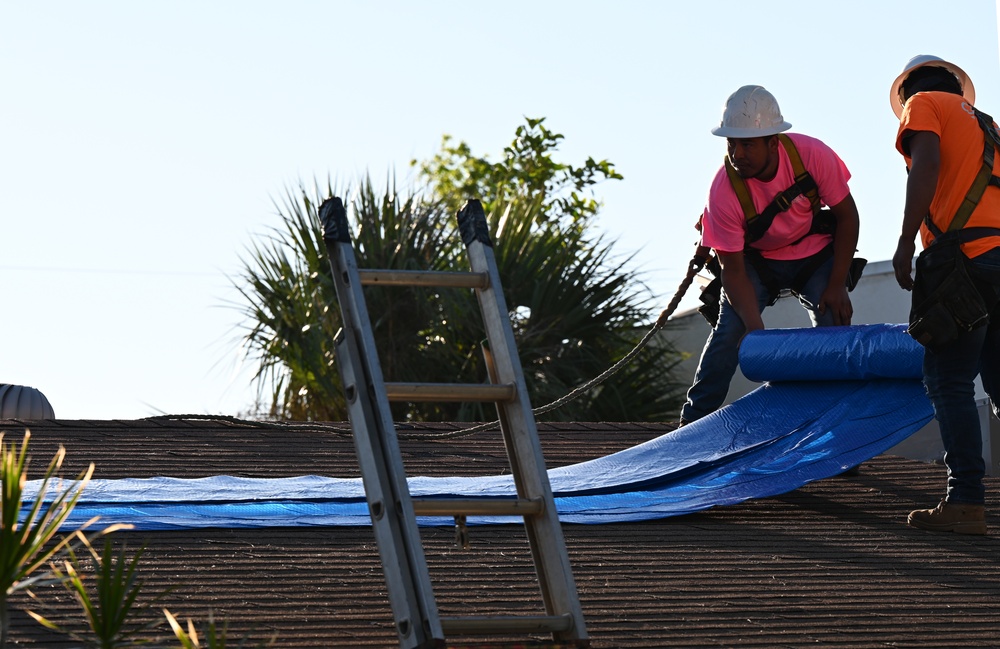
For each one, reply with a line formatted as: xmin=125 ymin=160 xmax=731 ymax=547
xmin=697 ymin=134 xmax=864 ymax=326
xmin=906 ymin=106 xmax=1000 ymax=347
xmin=728 ymin=134 xmax=845 ymax=301
xmin=923 ymin=107 xmax=1000 ymax=243
xmin=725 ymin=133 xmax=832 ymax=244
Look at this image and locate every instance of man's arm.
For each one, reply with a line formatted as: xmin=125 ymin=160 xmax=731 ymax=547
xmin=893 ymin=131 xmax=941 ymax=290
xmin=717 ymin=250 xmax=765 ymax=332
xmin=817 ymin=193 xmax=860 ymax=325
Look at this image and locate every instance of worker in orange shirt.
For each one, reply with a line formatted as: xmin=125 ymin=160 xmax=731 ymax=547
xmin=891 ymin=55 xmax=1000 ymax=536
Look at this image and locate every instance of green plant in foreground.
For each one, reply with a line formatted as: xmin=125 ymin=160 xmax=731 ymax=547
xmin=0 ymin=430 xmax=95 ymax=647
xmin=165 ymin=610 xmax=276 ymax=648
xmin=28 ymin=537 xmax=163 ymax=647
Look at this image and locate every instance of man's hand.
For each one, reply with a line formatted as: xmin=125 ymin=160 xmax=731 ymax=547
xmin=824 ymin=193 xmax=860 ymax=326
xmin=818 ymin=284 xmax=853 ymax=325
xmin=893 ymin=237 xmax=916 ymax=290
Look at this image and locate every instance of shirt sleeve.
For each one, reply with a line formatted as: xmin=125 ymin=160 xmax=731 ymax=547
xmin=699 ymin=167 xmax=749 ymax=254
xmin=896 ymin=92 xmax=943 ymax=158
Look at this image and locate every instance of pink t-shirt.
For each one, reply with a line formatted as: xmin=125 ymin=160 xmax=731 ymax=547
xmin=700 ymin=133 xmax=852 ymax=260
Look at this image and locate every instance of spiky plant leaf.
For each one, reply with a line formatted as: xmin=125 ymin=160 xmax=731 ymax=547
xmin=26 ymin=536 xmax=164 ymax=648
xmin=0 ymin=431 xmax=97 ymax=647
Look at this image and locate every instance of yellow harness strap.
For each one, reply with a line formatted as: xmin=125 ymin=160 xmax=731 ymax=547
xmin=723 ymin=133 xmax=820 ymax=230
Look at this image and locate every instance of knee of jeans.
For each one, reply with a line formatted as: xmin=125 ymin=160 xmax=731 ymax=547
xmin=923 ymin=376 xmax=978 ymax=403
xmin=713 ymin=308 xmax=747 ymax=342
xmin=810 ymin=308 xmax=836 ymax=328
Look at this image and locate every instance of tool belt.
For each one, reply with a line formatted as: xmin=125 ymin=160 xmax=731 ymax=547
xmin=908 ymin=228 xmax=1000 ymax=348
xmin=696 ymin=246 xmax=866 ymax=328
xmin=697 ymin=254 xmax=723 ymax=326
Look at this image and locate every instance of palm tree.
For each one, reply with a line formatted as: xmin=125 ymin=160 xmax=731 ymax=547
xmin=233 ymin=119 xmax=686 ymax=422
xmin=234 ymin=181 xmax=684 ymax=422
xmin=233 ymin=177 xmax=461 ymax=421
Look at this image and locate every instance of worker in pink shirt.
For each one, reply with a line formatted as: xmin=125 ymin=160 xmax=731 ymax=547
xmin=681 ymin=85 xmax=862 ymax=425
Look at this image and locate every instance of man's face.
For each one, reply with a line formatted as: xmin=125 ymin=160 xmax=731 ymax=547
xmin=726 ymin=136 xmax=779 ymax=180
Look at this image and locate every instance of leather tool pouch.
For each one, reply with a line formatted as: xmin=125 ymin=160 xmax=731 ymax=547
xmin=908 ymin=239 xmax=992 ymax=348
xmin=697 ymin=255 xmax=723 ymax=327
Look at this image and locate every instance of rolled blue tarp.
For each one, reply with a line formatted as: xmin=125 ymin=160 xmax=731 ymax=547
xmin=739 ymin=323 xmax=924 ymax=382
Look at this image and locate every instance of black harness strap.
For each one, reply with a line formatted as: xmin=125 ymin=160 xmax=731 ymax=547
xmin=744 ymin=174 xmax=819 ymax=242
xmin=741 ymin=249 xmax=781 ymax=305
xmin=790 ymin=243 xmax=835 ymax=295
xmin=926 ymin=222 xmax=1000 ymax=243
xmin=743 ymin=243 xmax=837 ymax=307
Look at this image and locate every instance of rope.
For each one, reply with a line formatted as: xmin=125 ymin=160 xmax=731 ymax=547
xmin=150 ymin=252 xmax=707 ymax=442
xmin=143 ymin=413 xmax=355 ymax=435
xmin=407 ymin=252 xmax=707 ymax=440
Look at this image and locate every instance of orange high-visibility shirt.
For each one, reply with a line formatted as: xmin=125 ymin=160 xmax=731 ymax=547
xmin=896 ymin=91 xmax=1000 ymax=258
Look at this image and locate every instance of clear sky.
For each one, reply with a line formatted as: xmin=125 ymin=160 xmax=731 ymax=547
xmin=2 ymin=1 xmax=998 ymax=420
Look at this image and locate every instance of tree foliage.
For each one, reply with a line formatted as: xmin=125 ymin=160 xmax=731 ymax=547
xmin=234 ymin=118 xmax=684 ymax=422
xmin=413 ymin=116 xmax=622 ymax=232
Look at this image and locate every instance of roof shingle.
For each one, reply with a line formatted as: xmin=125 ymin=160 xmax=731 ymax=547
xmin=3 ymin=417 xmax=999 ymax=648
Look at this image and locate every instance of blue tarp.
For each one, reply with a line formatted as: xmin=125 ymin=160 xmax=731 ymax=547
xmin=25 ymin=323 xmax=934 ymax=531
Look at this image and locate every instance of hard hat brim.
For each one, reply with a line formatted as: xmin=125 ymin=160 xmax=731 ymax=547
xmin=890 ymin=55 xmax=975 ymax=118
xmin=711 ymin=121 xmax=792 ymax=138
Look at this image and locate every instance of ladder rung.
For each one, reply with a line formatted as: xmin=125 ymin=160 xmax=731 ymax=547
xmin=440 ymin=614 xmax=574 ymax=635
xmin=384 ymin=382 xmax=516 ymax=403
xmin=411 ymin=497 xmax=543 ymax=517
xmin=357 ymin=269 xmax=489 ymax=289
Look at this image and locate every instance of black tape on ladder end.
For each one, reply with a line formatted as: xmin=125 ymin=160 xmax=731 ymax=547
xmin=319 ymin=197 xmax=351 ymax=243
xmin=457 ymin=199 xmax=492 ymax=248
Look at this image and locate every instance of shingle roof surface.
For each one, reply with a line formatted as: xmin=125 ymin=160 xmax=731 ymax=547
xmin=3 ymin=417 xmax=999 ymax=648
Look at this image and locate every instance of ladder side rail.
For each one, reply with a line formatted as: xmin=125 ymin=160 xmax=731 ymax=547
xmin=333 ymin=333 xmax=441 ymax=648
xmin=320 ymin=198 xmax=444 ymax=648
xmin=456 ymin=200 xmax=588 ymax=643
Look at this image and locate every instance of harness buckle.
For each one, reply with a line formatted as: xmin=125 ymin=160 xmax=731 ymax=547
xmin=773 ymin=192 xmax=793 ymax=212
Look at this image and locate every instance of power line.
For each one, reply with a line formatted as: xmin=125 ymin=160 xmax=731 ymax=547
xmin=0 ymin=265 xmax=224 ymax=277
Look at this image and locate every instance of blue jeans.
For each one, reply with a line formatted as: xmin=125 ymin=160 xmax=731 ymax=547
xmin=922 ymin=247 xmax=1000 ymax=505
xmin=681 ymin=254 xmax=837 ymax=423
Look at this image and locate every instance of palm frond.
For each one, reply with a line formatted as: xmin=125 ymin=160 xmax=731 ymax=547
xmin=231 ymin=173 xmax=685 ymax=422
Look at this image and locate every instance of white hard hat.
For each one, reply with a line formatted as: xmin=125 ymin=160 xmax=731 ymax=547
xmin=890 ymin=54 xmax=975 ymax=118
xmin=711 ymin=85 xmax=792 ymax=138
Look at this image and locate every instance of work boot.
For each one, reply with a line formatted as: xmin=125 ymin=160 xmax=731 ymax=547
xmin=907 ymin=500 xmax=987 ymax=536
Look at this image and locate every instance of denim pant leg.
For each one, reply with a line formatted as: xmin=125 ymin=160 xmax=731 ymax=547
xmin=791 ymin=255 xmax=837 ymax=327
xmin=923 ymin=325 xmax=988 ymax=505
xmin=681 ymin=263 xmax=772 ymax=423
xmin=969 ymin=248 xmax=1000 ymax=421
xmin=924 ymin=247 xmax=1000 ymax=505
xmin=980 ymin=314 xmax=1000 ymax=422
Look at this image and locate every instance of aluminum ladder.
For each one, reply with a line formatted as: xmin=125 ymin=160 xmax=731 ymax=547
xmin=319 ymin=196 xmax=588 ymax=649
